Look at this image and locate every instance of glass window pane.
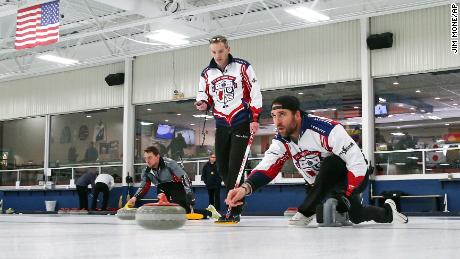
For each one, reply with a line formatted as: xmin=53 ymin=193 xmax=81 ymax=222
xmin=50 ymin=108 xmax=124 ymax=167
xmin=374 ymin=70 xmax=460 ymax=175
xmin=0 ymin=116 xmax=45 ymax=170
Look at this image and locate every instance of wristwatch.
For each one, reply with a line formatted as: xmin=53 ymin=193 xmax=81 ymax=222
xmin=240 ymin=182 xmax=253 ymax=196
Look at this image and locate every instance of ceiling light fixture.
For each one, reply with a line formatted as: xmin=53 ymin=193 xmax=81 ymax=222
xmin=285 ymin=6 xmax=330 ymax=22
xmin=145 ymin=30 xmax=189 ymax=46
xmin=37 ymin=54 xmax=79 ymax=65
xmin=140 ymin=121 xmax=154 ymax=126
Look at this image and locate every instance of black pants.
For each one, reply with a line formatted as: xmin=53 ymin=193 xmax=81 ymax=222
xmin=215 ymin=122 xmax=250 ymax=214
xmin=76 ymin=185 xmax=89 ymax=210
xmin=207 ymin=188 xmax=221 ymax=210
xmin=298 ymin=155 xmax=392 ymax=224
xmin=158 ymin=182 xmax=190 ymax=213
xmin=92 ymin=182 xmax=109 ymax=210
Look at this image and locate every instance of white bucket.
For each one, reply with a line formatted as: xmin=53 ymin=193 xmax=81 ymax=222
xmin=45 ymin=200 xmax=56 ymax=212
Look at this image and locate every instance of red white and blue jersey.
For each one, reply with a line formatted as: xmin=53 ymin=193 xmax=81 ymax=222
xmin=196 ymin=54 xmax=262 ymax=127
xmin=246 ymin=113 xmax=367 ymax=196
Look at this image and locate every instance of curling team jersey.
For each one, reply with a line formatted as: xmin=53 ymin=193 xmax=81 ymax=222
xmin=133 ymin=157 xmax=185 ymax=199
xmin=196 ymin=54 xmax=262 ymax=127
xmin=246 ymin=113 xmax=368 ymax=196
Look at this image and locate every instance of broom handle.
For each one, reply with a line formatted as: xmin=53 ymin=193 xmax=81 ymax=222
xmin=224 ymin=131 xmax=254 ymax=218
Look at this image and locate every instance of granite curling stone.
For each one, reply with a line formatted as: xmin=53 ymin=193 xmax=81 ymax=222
xmin=135 ymin=193 xmax=186 ymax=230
xmin=116 ymin=207 xmax=137 ymax=220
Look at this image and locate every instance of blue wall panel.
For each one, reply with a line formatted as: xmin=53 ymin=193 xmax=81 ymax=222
xmin=1 ymin=180 xmax=458 ymax=214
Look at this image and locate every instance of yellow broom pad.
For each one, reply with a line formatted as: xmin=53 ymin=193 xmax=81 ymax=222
xmin=186 ymin=213 xmax=204 ymax=220
xmin=214 ymin=221 xmax=238 ymax=225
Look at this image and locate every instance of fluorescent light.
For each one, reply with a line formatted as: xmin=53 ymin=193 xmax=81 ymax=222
xmin=165 ymin=119 xmax=169 ymax=122
xmin=416 ymin=90 xmax=421 ymax=93
xmin=190 ymin=123 xmax=195 ymax=126
xmin=410 ymin=107 xmax=416 ymax=110
xmin=395 ymin=162 xmax=406 ymax=166
xmin=146 ymin=30 xmax=189 ymax=46
xmin=378 ymin=97 xmax=386 ymax=103
xmin=454 ymin=103 xmax=458 ymax=106
xmin=445 ymin=123 xmax=450 ymax=126
xmin=298 ymin=92 xmax=304 ymax=95
xmin=440 ymin=163 xmax=450 ymax=166
xmin=391 ymin=132 xmax=405 ymax=136
xmin=86 ymin=115 xmax=92 ymax=118
xmin=393 ymin=81 xmax=399 ymax=85
xmin=435 ymin=97 xmax=440 ymax=100
xmin=177 ymin=113 xmax=182 ymax=116
xmin=147 ymin=108 xmax=152 ymax=111
xmin=140 ymin=121 xmax=153 ymax=126
xmin=407 ymin=157 xmax=419 ymax=160
xmin=353 ymin=106 xmax=359 ymax=109
xmin=193 ymin=114 xmax=213 ymax=119
xmin=37 ymin=54 xmax=79 ymax=65
xmin=285 ymin=6 xmax=330 ymax=22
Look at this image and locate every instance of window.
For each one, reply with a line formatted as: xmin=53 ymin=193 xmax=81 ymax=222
xmin=50 ymin=108 xmax=123 ymax=184
xmin=374 ymin=69 xmax=460 ymax=175
xmin=0 ymin=116 xmax=46 ymax=186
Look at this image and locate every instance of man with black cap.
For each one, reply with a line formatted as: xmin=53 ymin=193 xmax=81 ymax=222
xmin=194 ymin=35 xmax=262 ymax=223
xmin=225 ymin=95 xmax=408 ymax=226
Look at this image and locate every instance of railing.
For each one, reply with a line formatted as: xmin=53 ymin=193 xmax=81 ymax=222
xmin=375 ymin=146 xmax=460 ymax=177
xmin=0 ymin=164 xmax=123 ymax=189
xmin=5 ymin=147 xmax=455 ymax=188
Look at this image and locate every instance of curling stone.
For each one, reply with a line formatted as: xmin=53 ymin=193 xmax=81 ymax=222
xmin=283 ymin=207 xmax=298 ymax=217
xmin=317 ymin=198 xmax=353 ymax=227
xmin=135 ymin=193 xmax=186 ymax=230
xmin=116 ymin=206 xmax=137 ymax=220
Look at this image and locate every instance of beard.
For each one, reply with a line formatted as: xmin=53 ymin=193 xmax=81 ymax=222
xmin=277 ymin=123 xmax=296 ymax=138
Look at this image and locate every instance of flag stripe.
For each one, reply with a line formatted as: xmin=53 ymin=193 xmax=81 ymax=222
xmin=16 ymin=19 xmax=40 ymax=28
xmin=17 ymin=10 xmax=41 ymax=20
xmin=16 ymin=25 xmax=59 ymax=39
xmin=17 ymin=4 xmax=40 ymax=14
xmin=15 ymin=31 xmax=59 ymax=44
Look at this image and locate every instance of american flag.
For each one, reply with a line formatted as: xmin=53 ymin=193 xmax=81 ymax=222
xmin=15 ymin=0 xmax=60 ymax=50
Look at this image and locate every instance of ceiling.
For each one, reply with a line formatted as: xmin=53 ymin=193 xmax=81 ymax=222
xmin=0 ymin=0 xmax=452 ymax=82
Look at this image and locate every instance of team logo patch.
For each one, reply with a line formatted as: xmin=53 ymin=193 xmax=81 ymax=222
xmin=211 ymin=75 xmax=237 ymax=108
xmin=293 ymin=150 xmax=322 ymax=175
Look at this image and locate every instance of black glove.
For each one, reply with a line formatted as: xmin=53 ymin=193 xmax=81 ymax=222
xmin=337 ymin=195 xmax=351 ymax=213
xmin=186 ymin=191 xmax=196 ymax=207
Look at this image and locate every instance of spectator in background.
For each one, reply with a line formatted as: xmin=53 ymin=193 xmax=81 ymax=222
xmin=83 ymin=142 xmax=99 ymax=162
xmin=201 ymin=154 xmax=222 ymax=210
xmin=68 ymin=146 xmax=78 ymax=163
xmin=153 ymin=141 xmax=168 ymax=156
xmin=75 ymin=169 xmax=97 ymax=210
xmin=92 ymin=173 xmax=115 ymax=211
xmin=168 ymin=133 xmax=187 ymax=160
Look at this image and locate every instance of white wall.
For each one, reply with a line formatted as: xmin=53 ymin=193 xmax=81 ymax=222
xmin=133 ymin=20 xmax=361 ymax=104
xmin=371 ymin=5 xmax=460 ymax=77
xmin=0 ymin=63 xmax=125 ymax=120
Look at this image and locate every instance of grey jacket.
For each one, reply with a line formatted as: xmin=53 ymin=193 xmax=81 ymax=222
xmin=133 ymin=157 xmax=189 ymax=198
